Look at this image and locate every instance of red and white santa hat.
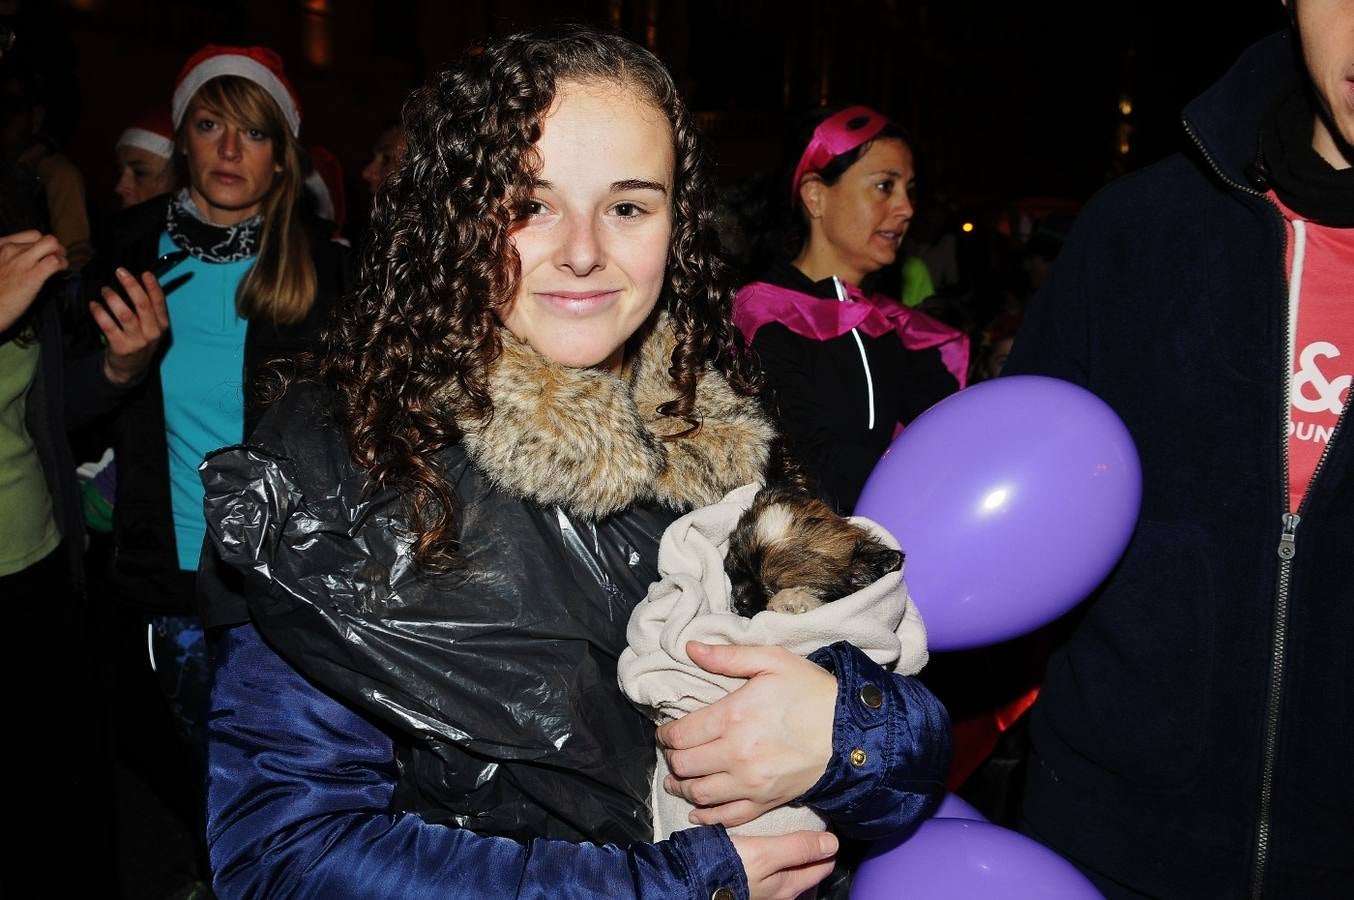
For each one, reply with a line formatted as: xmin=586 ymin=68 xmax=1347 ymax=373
xmin=172 ymin=45 xmax=301 ymax=136
xmin=116 ymin=109 xmax=175 ymax=159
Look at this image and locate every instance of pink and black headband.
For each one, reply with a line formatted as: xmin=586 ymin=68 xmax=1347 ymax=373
xmin=790 ymin=105 xmax=893 ymax=203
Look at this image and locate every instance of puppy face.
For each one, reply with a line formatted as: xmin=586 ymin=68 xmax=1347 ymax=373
xmin=725 ymin=487 xmax=903 ymax=617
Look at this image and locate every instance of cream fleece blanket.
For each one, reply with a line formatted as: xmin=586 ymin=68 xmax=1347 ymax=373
xmin=618 ymin=483 xmax=929 ymax=841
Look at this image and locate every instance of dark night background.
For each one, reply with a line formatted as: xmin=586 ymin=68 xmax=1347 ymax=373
xmin=17 ymin=0 xmax=1290 ymax=236
xmin=0 ymin=2 xmax=1299 ymax=896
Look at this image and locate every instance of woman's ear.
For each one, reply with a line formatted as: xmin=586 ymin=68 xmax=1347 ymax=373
xmin=798 ymin=176 xmax=824 ymax=219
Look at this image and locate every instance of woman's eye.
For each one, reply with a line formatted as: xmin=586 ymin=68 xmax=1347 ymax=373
xmin=195 ymin=118 xmax=216 ymax=132
xmin=247 ymin=129 xmax=268 ymax=141
xmin=613 ymin=202 xmax=644 ymax=218
xmin=877 ymin=179 xmax=895 ymax=194
xmin=523 ymin=199 xmax=547 ymax=218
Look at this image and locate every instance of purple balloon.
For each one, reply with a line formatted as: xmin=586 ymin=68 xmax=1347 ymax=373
xmin=933 ymin=791 xmax=987 ymax=822
xmin=855 ymin=376 xmax=1140 ymax=651
xmin=851 ymin=819 xmax=1103 ymax=899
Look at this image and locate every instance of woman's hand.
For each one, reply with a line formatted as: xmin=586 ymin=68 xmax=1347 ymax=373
xmin=730 ymin=830 xmax=838 ymax=900
xmin=0 ymin=231 xmax=67 ymax=331
xmin=657 ymin=641 xmax=837 ymax=827
xmin=91 ymin=267 xmax=170 ymax=385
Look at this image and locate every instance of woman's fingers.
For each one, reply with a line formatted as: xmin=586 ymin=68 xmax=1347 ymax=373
xmin=34 ymin=247 xmax=68 ymax=279
xmin=656 ymin=698 xmax=725 ymax=751
xmin=116 ymin=268 xmax=153 ymax=324
xmin=664 ymin=768 xmax=734 ymax=806
xmin=730 ymin=831 xmax=839 ymax=900
xmin=661 ymin=644 xmax=836 ymax=815
xmin=139 ymin=271 xmax=171 ymax=330
xmin=662 ymin=736 xmax=728 ymax=779
xmin=17 ymin=233 xmax=64 ymax=261
xmin=100 ymin=269 xmax=170 ymax=342
xmin=658 ymin=646 xmax=810 ymax=753
xmin=0 ymin=229 xmax=41 ymax=245
xmin=93 ymin=268 xmax=170 ymax=385
xmin=0 ymin=231 xmax=67 ymax=330
xmin=87 ymin=300 xmax=119 ymax=337
xmin=99 ymin=284 xmax=137 ymax=329
xmin=686 ymin=797 xmax=765 ymax=828
xmin=120 ymin=268 xmax=162 ymax=342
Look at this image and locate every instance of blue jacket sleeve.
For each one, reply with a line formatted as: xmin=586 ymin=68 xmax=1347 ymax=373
xmin=798 ymin=642 xmax=951 ymax=839
xmin=207 ymin=624 xmax=748 ymax=900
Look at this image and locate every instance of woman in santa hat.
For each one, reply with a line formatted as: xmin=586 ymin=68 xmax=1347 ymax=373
xmin=113 ymin=109 xmax=178 ymax=209
xmin=90 ymin=45 xmax=350 ymax=764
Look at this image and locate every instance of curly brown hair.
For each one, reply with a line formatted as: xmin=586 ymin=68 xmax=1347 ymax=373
xmin=321 ymin=23 xmax=775 ymax=564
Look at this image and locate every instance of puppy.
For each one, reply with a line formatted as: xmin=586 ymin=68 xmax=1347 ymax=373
xmin=724 ymin=486 xmax=903 ymax=617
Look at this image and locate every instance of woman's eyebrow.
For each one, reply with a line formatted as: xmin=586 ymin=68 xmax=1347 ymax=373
xmin=530 ymin=178 xmax=669 ymax=193
xmin=611 ymin=179 xmax=667 ymax=194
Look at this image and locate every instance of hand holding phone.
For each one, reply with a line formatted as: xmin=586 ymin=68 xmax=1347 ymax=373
xmin=90 ymin=260 xmax=174 ymax=385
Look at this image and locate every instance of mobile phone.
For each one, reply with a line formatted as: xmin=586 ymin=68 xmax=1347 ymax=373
xmin=148 ymin=249 xmax=190 ymax=279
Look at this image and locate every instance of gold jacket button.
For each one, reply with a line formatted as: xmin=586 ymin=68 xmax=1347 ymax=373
xmin=711 ymin=888 xmax=737 ymax=900
xmin=849 ymin=747 xmax=868 ymax=767
xmin=859 ymin=683 xmax=883 ymax=709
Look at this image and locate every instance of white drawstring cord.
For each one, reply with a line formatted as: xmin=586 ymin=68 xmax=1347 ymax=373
xmin=832 ymin=276 xmax=876 ymax=431
xmin=1287 ymin=219 xmax=1307 ymax=383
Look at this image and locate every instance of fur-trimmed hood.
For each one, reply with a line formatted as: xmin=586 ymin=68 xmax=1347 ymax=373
xmin=456 ymin=314 xmax=775 ymax=520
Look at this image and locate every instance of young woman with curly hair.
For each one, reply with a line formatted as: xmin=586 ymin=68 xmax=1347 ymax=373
xmin=199 ymin=25 xmax=949 ymax=900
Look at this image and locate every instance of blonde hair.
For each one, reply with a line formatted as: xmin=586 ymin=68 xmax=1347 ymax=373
xmin=178 ymin=75 xmax=317 ymax=324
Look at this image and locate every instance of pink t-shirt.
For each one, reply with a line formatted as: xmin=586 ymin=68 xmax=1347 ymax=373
xmin=1275 ymin=194 xmax=1354 ymax=512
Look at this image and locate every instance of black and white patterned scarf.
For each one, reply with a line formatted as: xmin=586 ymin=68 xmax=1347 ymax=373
xmin=165 ymin=188 xmax=262 ymax=262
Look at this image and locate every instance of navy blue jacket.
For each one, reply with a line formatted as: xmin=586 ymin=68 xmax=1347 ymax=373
xmin=208 ymin=627 xmax=949 ymax=898
xmin=1006 ymin=31 xmax=1354 ymax=898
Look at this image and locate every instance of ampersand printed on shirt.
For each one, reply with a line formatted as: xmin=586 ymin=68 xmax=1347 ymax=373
xmin=1292 ymin=341 xmax=1352 ymax=415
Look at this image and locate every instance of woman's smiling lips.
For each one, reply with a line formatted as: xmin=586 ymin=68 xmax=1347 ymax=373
xmin=534 ymin=289 xmax=623 ymax=315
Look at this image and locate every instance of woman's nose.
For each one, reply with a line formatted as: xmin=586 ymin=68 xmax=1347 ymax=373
xmin=114 ymin=171 xmax=133 ymax=203
xmin=218 ymin=128 xmax=243 ymax=161
xmin=556 ymin=215 xmax=604 ymax=276
xmin=893 ymin=190 xmax=914 ymax=220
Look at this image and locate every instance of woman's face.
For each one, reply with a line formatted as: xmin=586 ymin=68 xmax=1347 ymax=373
xmin=181 ymin=101 xmax=282 ymax=226
xmin=802 ymin=137 xmax=915 ymax=285
xmin=501 ymin=79 xmax=675 ymax=372
xmin=362 ymin=125 xmax=408 ymax=196
xmin=982 ymin=336 xmax=1014 ymax=380
xmin=114 ymin=145 xmax=175 ymax=208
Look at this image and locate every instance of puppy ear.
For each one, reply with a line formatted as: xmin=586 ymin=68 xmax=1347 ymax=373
xmin=850 ymin=540 xmax=904 ymax=589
